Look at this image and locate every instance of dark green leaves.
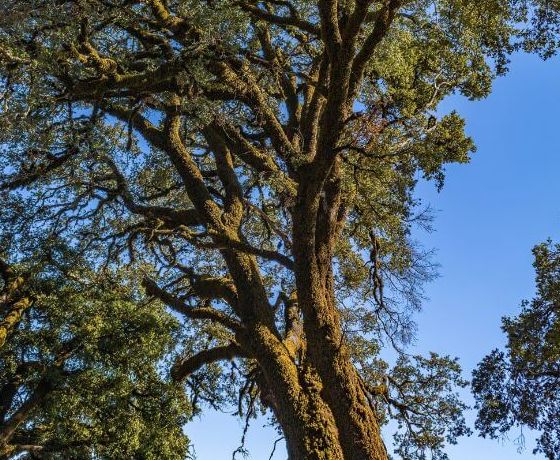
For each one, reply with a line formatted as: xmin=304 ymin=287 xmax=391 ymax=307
xmin=0 ymin=256 xmax=191 ymax=459
xmin=473 ymin=241 xmax=560 ymax=460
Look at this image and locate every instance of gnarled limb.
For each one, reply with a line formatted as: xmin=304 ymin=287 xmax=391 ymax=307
xmin=143 ymin=278 xmax=243 ymax=333
xmin=171 ymin=343 xmax=245 ymax=382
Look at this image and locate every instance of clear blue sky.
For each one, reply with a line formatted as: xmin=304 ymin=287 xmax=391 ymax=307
xmin=186 ymin=52 xmax=560 ymax=460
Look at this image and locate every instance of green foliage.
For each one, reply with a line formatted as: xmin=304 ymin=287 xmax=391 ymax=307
xmin=0 ymin=0 xmax=558 ymax=457
xmin=473 ymin=241 xmax=560 ymax=460
xmin=348 ymin=325 xmax=470 ymax=459
xmin=0 ymin=253 xmax=190 ymax=459
xmin=389 ymin=354 xmax=470 ymax=460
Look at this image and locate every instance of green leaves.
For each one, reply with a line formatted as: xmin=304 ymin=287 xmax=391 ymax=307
xmin=473 ymin=241 xmax=560 ymax=459
xmin=352 ymin=341 xmax=471 ymax=460
xmin=390 ymin=353 xmax=471 ymax=460
xmin=0 ymin=257 xmax=191 ymax=459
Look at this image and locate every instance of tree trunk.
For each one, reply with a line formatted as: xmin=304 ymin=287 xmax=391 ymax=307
xmin=251 ymin=303 xmax=388 ymax=460
xmin=265 ymin=164 xmax=389 ymax=460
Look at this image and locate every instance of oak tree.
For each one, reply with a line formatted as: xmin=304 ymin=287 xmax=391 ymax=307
xmin=0 ymin=0 xmax=554 ymax=458
xmin=0 ymin=248 xmax=190 ymax=459
xmin=473 ymin=241 xmax=560 ymax=460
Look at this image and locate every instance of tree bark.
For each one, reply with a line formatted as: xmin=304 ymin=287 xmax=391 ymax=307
xmin=0 ymin=263 xmax=33 ymax=350
xmin=266 ymin=161 xmax=389 ymax=460
xmin=0 ymin=378 xmax=50 ymax=456
xmin=250 ymin=291 xmax=388 ymax=460
xmin=233 ymin=187 xmax=389 ymax=459
xmin=0 ymin=296 xmax=33 ymax=349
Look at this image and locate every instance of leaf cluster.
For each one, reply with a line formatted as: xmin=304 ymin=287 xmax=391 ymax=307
xmin=473 ymin=241 xmax=560 ymax=460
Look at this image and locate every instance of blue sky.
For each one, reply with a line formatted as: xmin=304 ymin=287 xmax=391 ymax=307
xmin=186 ymin=52 xmax=560 ymax=459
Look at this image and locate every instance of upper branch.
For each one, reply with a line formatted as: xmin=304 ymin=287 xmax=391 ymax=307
xmin=349 ymin=0 xmax=402 ymax=97
xmin=0 ymin=149 xmax=75 ymax=192
xmin=203 ymin=125 xmax=244 ymax=223
xmin=142 ymin=278 xmax=243 ymax=333
xmin=236 ymin=1 xmax=320 ymax=35
xmin=211 ymin=61 xmax=297 ymax=161
xmin=171 ymin=343 xmax=246 ymax=382
xmin=101 ymin=154 xmax=202 ymax=228
xmin=318 ymin=0 xmax=342 ymax=58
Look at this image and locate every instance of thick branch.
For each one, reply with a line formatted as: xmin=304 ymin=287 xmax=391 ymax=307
xmin=0 ymin=378 xmax=51 ymax=451
xmin=0 ymin=296 xmax=33 ymax=349
xmin=171 ymin=343 xmax=245 ymax=382
xmin=142 ymin=278 xmax=242 ymax=333
xmin=203 ymin=125 xmax=244 ymax=223
xmin=0 ymin=262 xmax=33 ymax=349
xmin=318 ymin=0 xmax=342 ymax=58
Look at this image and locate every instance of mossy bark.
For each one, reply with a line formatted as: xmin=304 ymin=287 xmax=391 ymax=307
xmin=269 ymin=161 xmax=388 ymax=460
xmin=0 ymin=269 xmax=33 ymax=350
xmin=0 ymin=297 xmax=32 ymax=349
xmin=229 ymin=169 xmax=388 ymax=459
xmin=245 ymin=293 xmax=388 ymax=460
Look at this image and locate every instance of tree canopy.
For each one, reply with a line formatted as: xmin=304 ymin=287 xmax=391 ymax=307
xmin=0 ymin=0 xmax=559 ymax=459
xmin=473 ymin=241 xmax=560 ymax=460
xmin=0 ymin=250 xmax=190 ymax=459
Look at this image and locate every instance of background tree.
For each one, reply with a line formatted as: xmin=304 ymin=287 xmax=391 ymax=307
xmin=0 ymin=0 xmax=555 ymax=458
xmin=0 ymin=247 xmax=190 ymax=459
xmin=473 ymin=241 xmax=560 ymax=460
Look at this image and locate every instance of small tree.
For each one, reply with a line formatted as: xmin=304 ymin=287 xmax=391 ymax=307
xmin=473 ymin=241 xmax=560 ymax=460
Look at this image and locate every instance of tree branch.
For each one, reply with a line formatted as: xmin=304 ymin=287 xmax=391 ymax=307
xmin=171 ymin=343 xmax=246 ymax=382
xmin=236 ymin=2 xmax=320 ymax=35
xmin=142 ymin=278 xmax=242 ymax=333
xmin=349 ymin=0 xmax=402 ymax=97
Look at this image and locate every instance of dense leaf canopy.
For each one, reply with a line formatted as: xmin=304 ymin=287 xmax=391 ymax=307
xmin=0 ymin=251 xmax=190 ymax=459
